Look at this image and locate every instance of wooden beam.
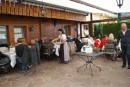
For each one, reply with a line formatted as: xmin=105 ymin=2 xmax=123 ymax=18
xmin=81 ymin=16 xmax=130 ymax=24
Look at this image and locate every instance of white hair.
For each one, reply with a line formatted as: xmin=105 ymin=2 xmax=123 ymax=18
xmin=109 ymin=33 xmax=114 ymax=41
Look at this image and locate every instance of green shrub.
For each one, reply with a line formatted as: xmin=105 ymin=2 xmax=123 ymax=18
xmin=94 ymin=22 xmax=130 ymax=39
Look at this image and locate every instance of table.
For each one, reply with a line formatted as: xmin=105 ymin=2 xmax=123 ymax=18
xmin=4 ymin=47 xmax=16 ymax=68
xmin=75 ymin=52 xmax=104 ymax=76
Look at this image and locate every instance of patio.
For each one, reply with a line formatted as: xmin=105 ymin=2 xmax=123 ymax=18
xmin=0 ymin=56 xmax=130 ymax=87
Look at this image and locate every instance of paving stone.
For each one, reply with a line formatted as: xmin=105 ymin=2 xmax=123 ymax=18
xmin=0 ymin=56 xmax=130 ymax=87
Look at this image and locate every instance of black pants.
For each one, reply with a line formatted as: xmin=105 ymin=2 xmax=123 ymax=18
xmin=121 ymin=45 xmax=130 ymax=66
xmin=59 ymin=44 xmax=64 ymax=62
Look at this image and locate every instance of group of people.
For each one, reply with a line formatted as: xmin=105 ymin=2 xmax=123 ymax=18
xmin=15 ymin=38 xmax=40 ymax=74
xmin=14 ymin=23 xmax=130 ymax=75
xmin=15 ymin=29 xmax=71 ymax=74
xmin=67 ymin=23 xmax=130 ymax=70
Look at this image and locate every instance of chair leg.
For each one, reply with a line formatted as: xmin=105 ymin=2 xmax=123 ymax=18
xmin=47 ymin=54 xmax=51 ymax=60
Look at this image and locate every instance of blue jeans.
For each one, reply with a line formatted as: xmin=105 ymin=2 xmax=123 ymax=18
xmin=121 ymin=44 xmax=130 ymax=66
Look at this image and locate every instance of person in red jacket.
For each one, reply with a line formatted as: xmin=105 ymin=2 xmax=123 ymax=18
xmin=94 ymin=36 xmax=100 ymax=48
xmin=99 ymin=35 xmax=108 ymax=50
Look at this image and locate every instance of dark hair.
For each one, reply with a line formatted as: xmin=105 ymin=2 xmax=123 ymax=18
xmin=103 ymin=35 xmax=108 ymax=38
xmin=85 ymin=35 xmax=89 ymax=38
xmin=17 ymin=38 xmax=22 ymax=43
xmin=58 ymin=29 xmax=65 ymax=34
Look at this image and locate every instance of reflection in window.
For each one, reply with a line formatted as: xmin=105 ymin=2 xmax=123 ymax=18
xmin=0 ymin=26 xmax=7 ymax=44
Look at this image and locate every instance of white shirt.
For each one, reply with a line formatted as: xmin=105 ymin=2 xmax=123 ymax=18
xmin=58 ymin=34 xmax=67 ymax=41
xmin=82 ymin=38 xmax=93 ymax=46
xmin=122 ymin=30 xmax=126 ymax=35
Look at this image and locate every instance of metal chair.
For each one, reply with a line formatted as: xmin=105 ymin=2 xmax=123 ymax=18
xmin=42 ymin=43 xmax=54 ymax=60
xmin=104 ymin=44 xmax=117 ymax=61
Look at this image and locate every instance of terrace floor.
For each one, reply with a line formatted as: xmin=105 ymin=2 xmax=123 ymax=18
xmin=0 ymin=55 xmax=130 ymax=87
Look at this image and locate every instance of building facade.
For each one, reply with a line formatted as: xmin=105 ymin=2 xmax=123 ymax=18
xmin=0 ymin=0 xmax=87 ymax=45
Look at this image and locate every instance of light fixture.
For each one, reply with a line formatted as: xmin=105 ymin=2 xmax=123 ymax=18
xmin=116 ymin=0 xmax=124 ymax=8
xmin=41 ymin=0 xmax=46 ymax=15
xmin=29 ymin=25 xmax=34 ymax=31
xmin=41 ymin=7 xmax=46 ymax=15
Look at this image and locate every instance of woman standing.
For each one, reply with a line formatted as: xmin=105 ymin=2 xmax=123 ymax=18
xmin=53 ymin=29 xmax=70 ymax=64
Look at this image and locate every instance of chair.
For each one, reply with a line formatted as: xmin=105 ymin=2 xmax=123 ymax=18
xmin=104 ymin=44 xmax=117 ymax=61
xmin=42 ymin=43 xmax=54 ymax=60
xmin=68 ymin=42 xmax=76 ymax=55
xmin=68 ymin=42 xmax=76 ymax=60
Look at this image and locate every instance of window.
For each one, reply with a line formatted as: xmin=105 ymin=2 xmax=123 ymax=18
xmin=14 ymin=27 xmax=24 ymax=43
xmin=82 ymin=24 xmax=89 ymax=37
xmin=64 ymin=25 xmax=71 ymax=36
xmin=0 ymin=26 xmax=7 ymax=44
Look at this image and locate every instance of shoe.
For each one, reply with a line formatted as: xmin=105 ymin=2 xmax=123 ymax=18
xmin=63 ymin=61 xmax=68 ymax=64
xmin=59 ymin=61 xmax=63 ymax=63
xmin=128 ymin=65 xmax=130 ymax=69
xmin=122 ymin=65 xmax=126 ymax=68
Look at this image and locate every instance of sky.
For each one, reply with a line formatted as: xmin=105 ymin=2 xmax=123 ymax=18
xmin=36 ymin=0 xmax=130 ymax=13
xmin=82 ymin=0 xmax=130 ymax=13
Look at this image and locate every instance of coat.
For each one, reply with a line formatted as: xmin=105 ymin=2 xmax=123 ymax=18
xmin=30 ymin=42 xmax=40 ymax=66
xmin=15 ymin=44 xmax=29 ymax=65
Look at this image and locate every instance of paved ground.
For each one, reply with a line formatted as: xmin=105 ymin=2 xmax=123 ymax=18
xmin=0 ymin=55 xmax=130 ymax=87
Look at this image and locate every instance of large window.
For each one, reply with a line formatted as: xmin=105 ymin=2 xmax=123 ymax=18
xmin=14 ymin=27 xmax=24 ymax=43
xmin=81 ymin=24 xmax=89 ymax=37
xmin=0 ymin=26 xmax=7 ymax=44
xmin=64 ymin=25 xmax=71 ymax=36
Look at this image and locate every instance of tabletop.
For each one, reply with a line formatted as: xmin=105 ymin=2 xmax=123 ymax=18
xmin=75 ymin=52 xmax=104 ymax=57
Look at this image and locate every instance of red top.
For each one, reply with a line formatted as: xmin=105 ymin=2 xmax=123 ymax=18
xmin=99 ymin=38 xmax=108 ymax=49
xmin=94 ymin=39 xmax=100 ymax=48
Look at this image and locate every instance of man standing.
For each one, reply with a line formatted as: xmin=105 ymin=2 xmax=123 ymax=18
xmin=117 ymin=23 xmax=130 ymax=69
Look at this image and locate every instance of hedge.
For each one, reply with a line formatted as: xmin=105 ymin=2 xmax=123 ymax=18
xmin=94 ymin=22 xmax=130 ymax=39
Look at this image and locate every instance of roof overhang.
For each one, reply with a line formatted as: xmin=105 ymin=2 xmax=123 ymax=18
xmin=22 ymin=0 xmax=89 ymax=15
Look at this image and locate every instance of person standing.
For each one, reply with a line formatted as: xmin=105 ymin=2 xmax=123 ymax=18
xmin=117 ymin=23 xmax=130 ymax=69
xmin=53 ymin=29 xmax=70 ymax=64
xmin=30 ymin=38 xmax=40 ymax=72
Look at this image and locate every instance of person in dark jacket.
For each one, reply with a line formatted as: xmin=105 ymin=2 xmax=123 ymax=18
xmin=117 ymin=23 xmax=130 ymax=69
xmin=15 ymin=38 xmax=29 ymax=74
xmin=30 ymin=38 xmax=40 ymax=72
xmin=72 ymin=38 xmax=83 ymax=52
xmin=38 ymin=36 xmax=46 ymax=60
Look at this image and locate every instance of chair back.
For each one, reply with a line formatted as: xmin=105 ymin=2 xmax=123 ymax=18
xmin=42 ymin=43 xmax=54 ymax=54
xmin=68 ymin=42 xmax=76 ymax=56
xmin=104 ymin=44 xmax=115 ymax=53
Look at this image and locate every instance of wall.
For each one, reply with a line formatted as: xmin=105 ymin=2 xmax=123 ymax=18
xmin=0 ymin=15 xmax=77 ymax=45
xmin=41 ymin=19 xmax=77 ymax=38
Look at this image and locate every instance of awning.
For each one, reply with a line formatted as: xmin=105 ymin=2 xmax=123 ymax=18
xmin=22 ymin=0 xmax=114 ymax=14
